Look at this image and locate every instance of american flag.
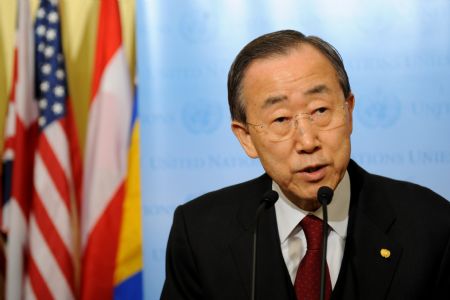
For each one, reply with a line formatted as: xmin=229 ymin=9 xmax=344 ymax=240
xmin=26 ymin=0 xmax=81 ymax=298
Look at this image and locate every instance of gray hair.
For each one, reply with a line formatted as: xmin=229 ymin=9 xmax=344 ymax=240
xmin=227 ymin=29 xmax=351 ymax=123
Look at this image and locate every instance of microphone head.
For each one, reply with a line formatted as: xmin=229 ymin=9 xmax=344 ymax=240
xmin=317 ymin=186 xmax=333 ymax=206
xmin=261 ymin=190 xmax=279 ymax=208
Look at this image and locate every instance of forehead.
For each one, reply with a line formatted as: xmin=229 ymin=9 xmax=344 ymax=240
xmin=241 ymin=44 xmax=341 ymax=109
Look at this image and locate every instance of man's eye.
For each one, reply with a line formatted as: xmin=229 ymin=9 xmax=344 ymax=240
xmin=273 ymin=116 xmax=289 ymax=123
xmin=315 ymin=107 xmax=329 ymax=115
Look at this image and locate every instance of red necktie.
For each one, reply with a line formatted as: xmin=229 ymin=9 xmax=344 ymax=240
xmin=294 ymin=215 xmax=332 ymax=300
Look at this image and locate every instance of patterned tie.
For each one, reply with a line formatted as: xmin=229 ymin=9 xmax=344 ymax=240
xmin=294 ymin=215 xmax=332 ymax=300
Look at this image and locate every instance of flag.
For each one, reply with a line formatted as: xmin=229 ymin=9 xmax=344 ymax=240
xmin=113 ymin=89 xmax=144 ymax=299
xmin=1 ymin=0 xmax=38 ymax=298
xmin=25 ymin=0 xmax=82 ymax=298
xmin=80 ymin=0 xmax=133 ymax=298
xmin=1 ymin=0 xmax=81 ymax=298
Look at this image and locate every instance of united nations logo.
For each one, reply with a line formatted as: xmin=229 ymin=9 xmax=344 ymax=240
xmin=181 ymin=100 xmax=222 ymax=134
xmin=179 ymin=9 xmax=217 ymax=43
xmin=356 ymin=91 xmax=401 ymax=128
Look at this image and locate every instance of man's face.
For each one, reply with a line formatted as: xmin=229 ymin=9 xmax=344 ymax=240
xmin=232 ymin=44 xmax=354 ymax=211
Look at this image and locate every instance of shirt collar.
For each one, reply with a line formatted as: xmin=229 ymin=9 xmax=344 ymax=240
xmin=274 ymin=171 xmax=351 ymax=243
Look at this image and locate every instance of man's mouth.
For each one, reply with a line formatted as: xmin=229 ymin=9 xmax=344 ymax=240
xmin=300 ymin=164 xmax=326 ymax=173
xmin=296 ymin=164 xmax=328 ymax=182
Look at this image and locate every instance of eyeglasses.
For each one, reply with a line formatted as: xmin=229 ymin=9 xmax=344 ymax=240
xmin=246 ymin=101 xmax=349 ymax=142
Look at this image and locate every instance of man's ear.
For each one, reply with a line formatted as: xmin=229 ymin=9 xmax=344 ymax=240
xmin=346 ymin=93 xmax=355 ymax=134
xmin=231 ymin=121 xmax=259 ymax=158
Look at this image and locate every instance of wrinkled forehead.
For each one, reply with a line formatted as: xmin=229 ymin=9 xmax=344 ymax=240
xmin=241 ymin=45 xmax=342 ymax=107
xmin=242 ymin=44 xmax=339 ymax=85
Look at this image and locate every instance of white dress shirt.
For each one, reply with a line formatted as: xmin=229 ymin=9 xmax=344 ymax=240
xmin=273 ymin=172 xmax=351 ymax=288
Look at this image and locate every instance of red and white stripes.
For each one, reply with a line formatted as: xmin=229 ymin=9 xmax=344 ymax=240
xmin=27 ymin=119 xmax=79 ymax=299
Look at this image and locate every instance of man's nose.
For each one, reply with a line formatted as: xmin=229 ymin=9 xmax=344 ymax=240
xmin=293 ymin=118 xmax=319 ymax=153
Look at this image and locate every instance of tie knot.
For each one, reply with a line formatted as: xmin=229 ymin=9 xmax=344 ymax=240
xmin=300 ymin=215 xmax=324 ymax=250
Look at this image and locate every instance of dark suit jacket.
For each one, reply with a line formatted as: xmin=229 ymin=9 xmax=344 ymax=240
xmin=161 ymin=160 xmax=450 ymax=299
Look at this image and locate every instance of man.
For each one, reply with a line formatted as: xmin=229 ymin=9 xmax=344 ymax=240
xmin=161 ymin=30 xmax=450 ymax=300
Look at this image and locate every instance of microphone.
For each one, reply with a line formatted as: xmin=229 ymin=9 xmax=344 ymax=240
xmin=251 ymin=190 xmax=279 ymax=300
xmin=317 ymin=186 xmax=333 ymax=300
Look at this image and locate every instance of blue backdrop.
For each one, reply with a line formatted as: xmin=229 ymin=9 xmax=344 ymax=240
xmin=136 ymin=1 xmax=450 ymax=298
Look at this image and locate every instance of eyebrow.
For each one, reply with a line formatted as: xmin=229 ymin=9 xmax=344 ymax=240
xmin=260 ymin=84 xmax=332 ymax=110
xmin=303 ymin=84 xmax=331 ymax=96
xmin=261 ymin=95 xmax=288 ymax=109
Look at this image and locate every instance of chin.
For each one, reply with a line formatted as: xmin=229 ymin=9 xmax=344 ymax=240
xmin=302 ymin=190 xmax=321 ymax=201
xmin=291 ymin=186 xmax=318 ymax=202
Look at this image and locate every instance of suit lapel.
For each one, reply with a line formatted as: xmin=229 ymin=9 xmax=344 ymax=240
xmin=228 ymin=162 xmax=404 ymax=300
xmin=230 ymin=175 xmax=295 ymax=300
xmin=335 ymin=161 xmax=403 ymax=300
xmin=350 ymin=210 xmax=402 ymax=299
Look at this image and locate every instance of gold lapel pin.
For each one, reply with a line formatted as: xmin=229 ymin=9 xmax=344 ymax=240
xmin=380 ymin=248 xmax=391 ymax=259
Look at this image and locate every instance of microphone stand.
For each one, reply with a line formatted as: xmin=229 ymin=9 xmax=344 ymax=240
xmin=320 ymin=201 xmax=329 ymax=300
xmin=317 ymin=186 xmax=333 ymax=300
xmin=251 ymin=203 xmax=267 ymax=300
xmin=251 ymin=190 xmax=279 ymax=300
